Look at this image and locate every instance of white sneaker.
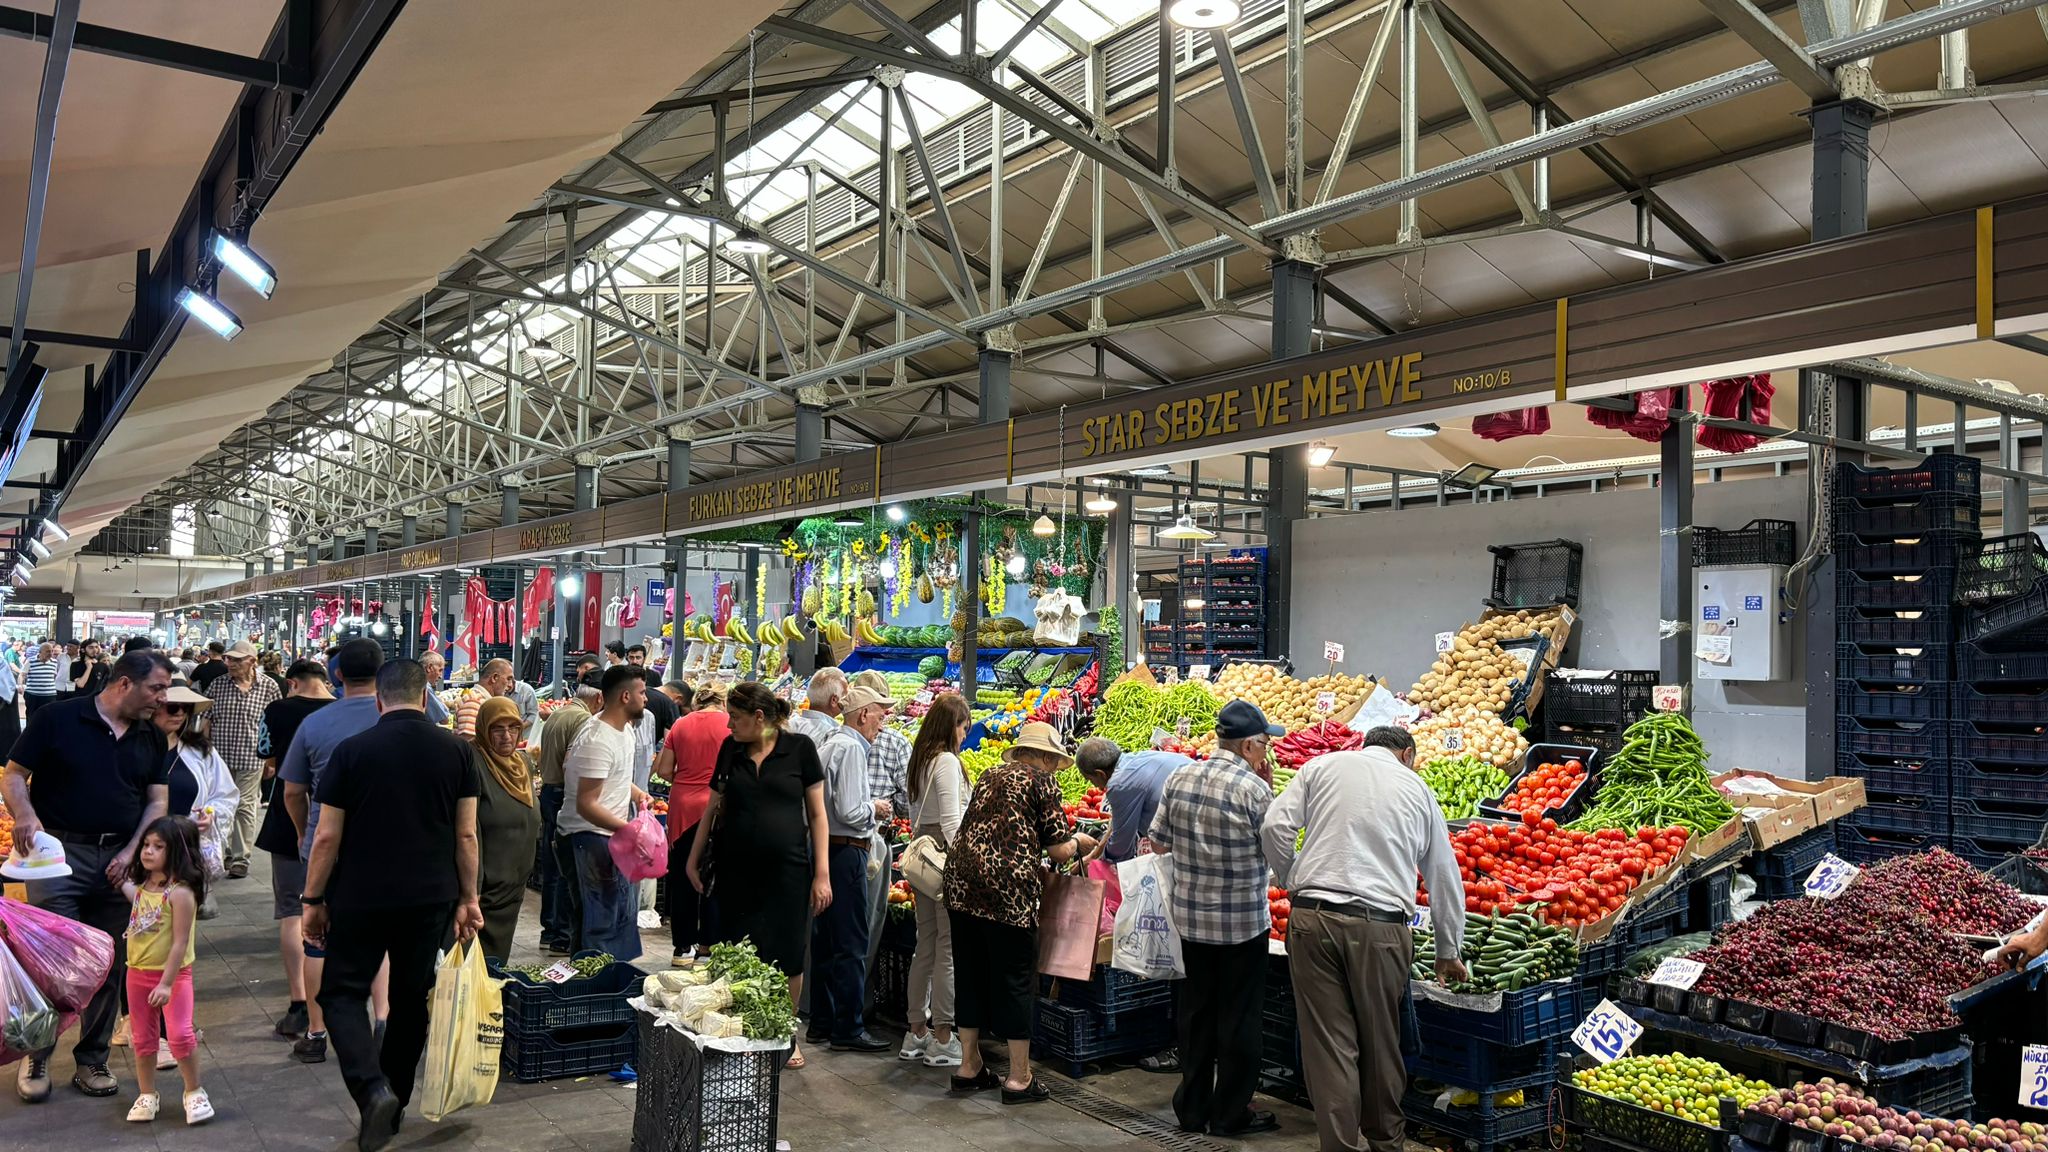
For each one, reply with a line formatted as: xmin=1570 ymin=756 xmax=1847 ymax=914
xmin=126 ymin=1093 xmax=160 ymax=1122
xmin=898 ymin=1031 xmax=928 ymax=1061
xmin=922 ymin=1036 xmax=964 ymax=1067
xmin=184 ymin=1087 xmax=214 ymax=1125
xmin=157 ymin=1050 xmax=178 ymax=1071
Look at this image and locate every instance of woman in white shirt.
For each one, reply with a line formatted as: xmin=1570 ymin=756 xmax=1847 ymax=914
xmin=899 ymin=692 xmax=972 ymax=1068
xmin=155 ymin=682 xmax=240 ymax=833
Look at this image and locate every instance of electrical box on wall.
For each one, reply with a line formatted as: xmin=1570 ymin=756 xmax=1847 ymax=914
xmin=1696 ymin=565 xmax=1790 ymax=681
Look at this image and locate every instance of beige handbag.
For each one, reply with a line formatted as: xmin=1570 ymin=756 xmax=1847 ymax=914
xmin=901 ymin=834 xmax=948 ymax=903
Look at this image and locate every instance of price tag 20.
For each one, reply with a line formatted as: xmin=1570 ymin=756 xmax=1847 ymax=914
xmin=2022 ymin=1045 xmax=2048 ymax=1110
xmin=1572 ymin=999 xmax=1643 ymax=1064
xmin=1647 ymin=957 xmax=1706 ymax=990
xmin=1324 ymin=641 xmax=1346 ymax=663
xmin=1803 ymin=853 xmax=1861 ymax=899
xmin=1434 ymin=632 xmax=1455 ymax=655
xmin=540 ymin=961 xmax=578 ymax=984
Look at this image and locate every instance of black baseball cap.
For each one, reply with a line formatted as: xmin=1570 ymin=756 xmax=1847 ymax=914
xmin=1217 ymin=699 xmax=1285 ymax=740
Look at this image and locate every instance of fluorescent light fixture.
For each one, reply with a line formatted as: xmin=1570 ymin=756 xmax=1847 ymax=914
xmin=1443 ymin=462 xmax=1501 ymax=491
xmin=558 ymin=574 xmax=581 ymax=599
xmin=833 ymin=513 xmax=862 ymax=527
xmin=211 ymin=233 xmax=277 ymax=299
xmin=1388 ymin=423 xmax=1441 ymax=438
xmin=1129 ymin=464 xmax=1173 ymax=477
xmin=1085 ymin=487 xmax=1118 ymax=513
xmin=885 ymin=504 xmax=907 ymax=523
xmin=23 ymin=538 xmax=48 ymax=561
xmin=1159 ymin=513 xmax=1216 ymax=541
xmin=39 ymin=519 xmax=67 ymax=543
xmin=1032 ymin=513 xmax=1057 ymax=538
xmin=725 ymin=236 xmax=774 ymax=256
xmin=527 ymin=337 xmax=566 ymax=363
xmin=1307 ymin=440 xmax=1337 ymax=467
xmin=1201 ymin=539 xmax=1232 ymax=548
xmin=177 ymin=287 xmax=242 ymax=340
xmin=1167 ymin=0 xmax=1239 ymax=28
xmin=1005 ymin=553 xmax=1028 ymax=577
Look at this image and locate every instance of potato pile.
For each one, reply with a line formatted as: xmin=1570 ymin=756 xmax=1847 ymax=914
xmin=1410 ymin=610 xmax=1565 ymax=714
xmin=1411 ymin=706 xmax=1528 ymax=769
xmin=1185 ymin=666 xmax=1375 ymax=754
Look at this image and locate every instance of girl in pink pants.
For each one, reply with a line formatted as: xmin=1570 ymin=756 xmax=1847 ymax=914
xmin=120 ymin=816 xmax=213 ymax=1125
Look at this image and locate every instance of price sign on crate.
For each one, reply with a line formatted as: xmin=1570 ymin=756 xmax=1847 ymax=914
xmin=540 ymin=960 xmax=578 ymax=984
xmin=2022 ymin=1046 xmax=2048 ymax=1110
xmin=1188 ymin=663 xmax=1211 ymax=682
xmin=1647 ymin=957 xmax=1706 ymax=990
xmin=1572 ymin=999 xmax=1643 ymax=1064
xmin=1803 ymin=853 xmax=1861 ymax=899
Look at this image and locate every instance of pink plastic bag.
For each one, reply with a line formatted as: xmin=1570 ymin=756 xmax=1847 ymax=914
xmin=1086 ymin=858 xmax=1122 ymax=936
xmin=608 ymin=807 xmax=670 ymax=883
xmin=0 ymin=897 xmax=115 ymax=1018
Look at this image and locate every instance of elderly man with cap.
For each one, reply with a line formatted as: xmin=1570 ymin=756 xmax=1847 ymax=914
xmin=207 ymin=639 xmax=281 ymax=878
xmin=847 ymin=670 xmax=911 ymax=992
xmin=810 ymin=683 xmax=892 ymax=1053
xmin=1148 ymin=699 xmax=1283 ymax=1137
xmin=789 ymin=666 xmax=847 ymax=746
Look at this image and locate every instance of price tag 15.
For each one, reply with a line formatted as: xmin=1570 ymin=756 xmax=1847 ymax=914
xmin=1647 ymin=957 xmax=1706 ymax=990
xmin=540 ymin=960 xmax=577 ymax=984
xmin=1323 ymin=641 xmax=1345 ymax=663
xmin=1572 ymin=999 xmax=1643 ymax=1064
xmin=2022 ymin=1046 xmax=2048 ymax=1110
xmin=1316 ymin=691 xmax=1337 ymax=713
xmin=1803 ymin=853 xmax=1861 ymax=899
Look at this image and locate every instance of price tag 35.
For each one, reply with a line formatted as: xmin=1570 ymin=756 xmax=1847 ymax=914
xmin=2022 ymin=1045 xmax=2048 ymax=1110
xmin=1803 ymin=853 xmax=1861 ymax=899
xmin=1442 ymin=729 xmax=1465 ymax=752
xmin=1647 ymin=957 xmax=1706 ymax=990
xmin=1572 ymin=999 xmax=1643 ymax=1064
xmin=540 ymin=960 xmax=577 ymax=984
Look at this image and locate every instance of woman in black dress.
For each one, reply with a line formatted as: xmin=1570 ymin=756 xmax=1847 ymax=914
xmin=685 ymin=681 xmax=828 ymax=1068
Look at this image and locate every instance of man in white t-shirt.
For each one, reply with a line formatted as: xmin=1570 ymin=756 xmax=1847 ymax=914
xmin=557 ymin=665 xmax=650 ymax=962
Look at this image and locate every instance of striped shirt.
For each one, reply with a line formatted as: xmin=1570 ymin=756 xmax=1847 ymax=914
xmin=1148 ymin=748 xmax=1274 ymax=945
xmin=23 ymin=657 xmax=62 ymax=697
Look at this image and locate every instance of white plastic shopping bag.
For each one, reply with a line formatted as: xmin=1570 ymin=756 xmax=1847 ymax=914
xmin=420 ymin=940 xmax=506 ymax=1121
xmin=1112 ymin=853 xmax=1185 ymax=981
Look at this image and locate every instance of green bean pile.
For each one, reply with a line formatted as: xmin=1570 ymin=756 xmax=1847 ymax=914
xmin=1567 ymin=711 xmax=1735 ymax=835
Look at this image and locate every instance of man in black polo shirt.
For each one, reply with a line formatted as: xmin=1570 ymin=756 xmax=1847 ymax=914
xmin=301 ymin=658 xmax=482 ymax=1152
xmin=191 ymin=641 xmax=229 ymax=692
xmin=1 ymin=650 xmax=174 ymax=1103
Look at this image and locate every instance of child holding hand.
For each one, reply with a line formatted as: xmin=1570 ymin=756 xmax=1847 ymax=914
xmin=121 ymin=815 xmax=213 ymax=1125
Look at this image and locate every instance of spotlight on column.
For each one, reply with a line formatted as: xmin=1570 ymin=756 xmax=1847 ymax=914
xmin=176 ymin=287 xmax=242 ymax=340
xmin=211 ymin=233 xmax=277 ymax=299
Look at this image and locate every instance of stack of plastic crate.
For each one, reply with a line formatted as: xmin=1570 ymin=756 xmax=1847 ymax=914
xmin=1402 ymin=980 xmax=1579 ymax=1152
xmin=1952 ymin=531 xmax=2048 ymax=867
xmin=1031 ymin=966 xmax=1175 ymax=1077
xmin=1541 ymin=669 xmax=1657 ymax=763
xmin=1831 ymin=454 xmax=1981 ymax=863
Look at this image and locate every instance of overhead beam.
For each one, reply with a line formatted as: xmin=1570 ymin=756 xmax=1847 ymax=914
xmin=0 ymin=326 xmax=145 ymax=353
xmin=0 ymin=4 xmax=308 ymax=92
xmin=1694 ymin=0 xmax=1838 ymax=99
xmin=7 ymin=0 xmax=76 ymax=378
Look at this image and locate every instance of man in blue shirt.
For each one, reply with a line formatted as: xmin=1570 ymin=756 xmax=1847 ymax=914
xmin=1075 ymin=739 xmax=1190 ymax=864
xmin=279 ymin=638 xmax=387 ymax=1066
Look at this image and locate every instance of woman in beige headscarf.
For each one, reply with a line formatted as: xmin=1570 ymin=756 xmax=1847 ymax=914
xmin=471 ymin=695 xmax=540 ymax=961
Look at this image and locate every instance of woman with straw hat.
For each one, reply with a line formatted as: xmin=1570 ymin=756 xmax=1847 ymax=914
xmin=941 ymin=721 xmax=1098 ymax=1105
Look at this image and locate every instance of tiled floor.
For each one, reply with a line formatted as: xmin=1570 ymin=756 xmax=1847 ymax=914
xmin=1 ymin=849 xmax=1334 ymax=1151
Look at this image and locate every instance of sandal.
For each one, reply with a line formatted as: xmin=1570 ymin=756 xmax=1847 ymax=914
xmin=948 ymin=1068 xmax=999 ymax=1094
xmin=785 ymin=1044 xmax=806 ymax=1070
xmin=1001 ymin=1078 xmax=1051 ymax=1106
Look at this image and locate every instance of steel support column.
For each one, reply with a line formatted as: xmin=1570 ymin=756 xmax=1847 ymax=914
xmin=1266 ymin=260 xmax=1316 ymax=661
xmin=795 ymin=403 xmax=824 ymax=463
xmin=2002 ymin=413 xmax=2029 ymax=533
xmin=1108 ymin=489 xmax=1135 ymax=670
xmin=440 ymin=501 xmax=463 ymax=662
xmin=500 ymin=481 xmax=520 ymax=527
xmin=572 ymin=464 xmax=595 ymax=512
xmin=1659 ymin=398 xmax=1695 ymax=687
xmin=400 ymin=514 xmax=417 ymax=549
xmin=962 ymin=347 xmax=1014 ymax=706
xmin=665 ymin=434 xmax=691 ymax=669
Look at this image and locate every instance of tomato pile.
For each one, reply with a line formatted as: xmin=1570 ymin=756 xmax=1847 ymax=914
xmin=1426 ymin=814 xmax=1691 ymax=927
xmin=1496 ymin=758 xmax=1586 ymax=818
xmin=1268 ymin=886 xmax=1292 ymax=942
xmin=1061 ymin=786 xmax=1107 ymax=824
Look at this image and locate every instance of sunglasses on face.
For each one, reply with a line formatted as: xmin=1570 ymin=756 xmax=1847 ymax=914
xmin=163 ymin=704 xmax=191 ymax=716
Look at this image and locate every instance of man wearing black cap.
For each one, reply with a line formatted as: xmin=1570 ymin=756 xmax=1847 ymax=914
xmin=1147 ymin=699 xmax=1282 ymax=1137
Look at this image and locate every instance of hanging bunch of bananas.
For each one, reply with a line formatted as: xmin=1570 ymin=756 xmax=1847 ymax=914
xmin=854 ymin=618 xmax=888 ymax=646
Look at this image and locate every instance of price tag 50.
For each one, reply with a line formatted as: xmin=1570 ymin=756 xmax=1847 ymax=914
xmin=1803 ymin=853 xmax=1861 ymax=900
xmin=1647 ymin=957 xmax=1706 ymax=990
xmin=1572 ymin=999 xmax=1644 ymax=1064
xmin=2021 ymin=1045 xmax=2048 ymax=1110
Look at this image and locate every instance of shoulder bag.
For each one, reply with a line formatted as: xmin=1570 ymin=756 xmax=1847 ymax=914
xmin=901 ymin=834 xmax=947 ymax=902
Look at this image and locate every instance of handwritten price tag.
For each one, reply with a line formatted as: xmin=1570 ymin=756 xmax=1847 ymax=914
xmin=1189 ymin=663 xmax=1211 ymax=682
xmin=1324 ymin=641 xmax=1345 ymax=663
xmin=1435 ymin=632 xmax=1455 ymax=655
xmin=1442 ymin=729 xmax=1464 ymax=752
xmin=1572 ymin=999 xmax=1643 ymax=1064
xmin=2022 ymin=1045 xmax=2048 ymax=1110
xmin=1408 ymin=908 xmax=1428 ymax=930
xmin=1804 ymin=853 xmax=1861 ymax=899
xmin=1647 ymin=957 xmax=1706 ymax=990
xmin=1175 ymin=718 xmax=1192 ymax=739
xmin=1316 ymin=691 xmax=1337 ymax=713
xmin=540 ymin=961 xmax=578 ymax=984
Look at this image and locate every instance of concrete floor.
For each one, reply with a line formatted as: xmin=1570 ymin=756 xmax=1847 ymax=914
xmin=0 ymin=848 xmax=1334 ymax=1151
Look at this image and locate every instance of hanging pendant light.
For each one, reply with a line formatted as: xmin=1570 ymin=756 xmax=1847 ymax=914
xmin=1006 ymin=552 xmax=1028 ymax=577
xmin=1085 ymin=481 xmax=1118 ymax=513
xmin=1158 ymin=508 xmax=1215 ymax=541
xmin=1032 ymin=512 xmax=1056 ymax=538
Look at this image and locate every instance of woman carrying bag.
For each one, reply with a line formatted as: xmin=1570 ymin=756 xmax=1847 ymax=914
xmin=899 ymin=693 xmax=970 ymax=1068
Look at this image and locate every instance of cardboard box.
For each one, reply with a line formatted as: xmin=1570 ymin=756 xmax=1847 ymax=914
xmin=1811 ymin=776 xmax=1868 ymax=823
xmin=1690 ymin=813 xmax=1754 ymax=866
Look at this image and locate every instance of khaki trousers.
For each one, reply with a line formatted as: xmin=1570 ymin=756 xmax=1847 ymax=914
xmin=1286 ymin=906 xmax=1412 ymax=1152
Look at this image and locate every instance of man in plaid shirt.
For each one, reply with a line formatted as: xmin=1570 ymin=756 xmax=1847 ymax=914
xmin=848 ymin=671 xmax=912 ymax=1006
xmin=207 ymin=640 xmax=281 ymax=877
xmin=1148 ymin=700 xmax=1281 ymax=1138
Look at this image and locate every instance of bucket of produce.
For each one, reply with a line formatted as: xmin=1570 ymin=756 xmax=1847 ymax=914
xmin=1565 ymin=1053 xmax=1774 ymax=1152
xmin=1476 ymin=744 xmax=1597 ymax=824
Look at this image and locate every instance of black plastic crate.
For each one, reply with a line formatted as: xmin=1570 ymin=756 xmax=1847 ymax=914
xmin=1696 ymin=519 xmax=1797 ymax=569
xmin=1751 ymin=825 xmax=1837 ymax=878
xmin=1953 ymin=681 xmax=2048 ymax=727
xmin=1562 ymin=1083 xmax=1732 ymax=1152
xmin=872 ymin=940 xmax=911 ymax=1027
xmin=1487 ymin=539 xmax=1584 ymax=610
xmin=1836 ymin=680 xmax=1950 ymax=723
xmin=1960 ymin=533 xmax=2048 ymax=605
xmin=1963 ymin=581 xmax=2048 ymax=646
xmin=1401 ymin=1086 xmax=1554 ymax=1149
xmin=1959 ymin=631 xmax=2048 ymax=681
xmin=1031 ymin=998 xmax=1173 ymax=1075
xmin=1407 ymin=1034 xmax=1562 ymax=1094
xmin=1953 ymin=719 xmax=2048 ymax=766
xmin=1837 ymin=568 xmax=1957 ymax=610
xmin=1544 ymin=721 xmax=1627 ymax=764
xmin=1852 ymin=792 xmax=1952 ymax=835
xmin=503 ymin=1017 xmax=637 ymax=1084
xmin=1837 ymin=642 xmax=1951 ymax=684
xmin=1837 ymin=603 xmax=1956 ymax=648
xmin=1835 ymin=751 xmax=1952 ymax=799
xmin=1837 ymin=453 xmax=1983 ymax=504
xmin=1621 ymin=876 xmax=1692 ymax=952
xmin=1835 ymin=535 xmax=1970 ymax=579
xmin=1046 ymin=966 xmax=1174 ymax=1014
xmin=1866 ymin=1051 xmax=1974 ymax=1115
xmin=1687 ymin=868 xmax=1734 ymax=933
xmin=1835 ymin=819 xmax=1947 ymax=864
xmin=631 ymin=1009 xmax=784 ymax=1152
xmin=1839 ymin=715 xmax=1950 ymax=765
xmin=1953 ymin=830 xmax=2040 ymax=870
xmin=495 ymin=952 xmax=642 ymax=1035
xmin=1476 ymin=743 xmax=1600 ymax=824
xmin=1952 ymin=794 xmax=2048 ymax=843
xmin=1411 ymin=979 xmax=1582 ymax=1046
xmin=1989 ymin=852 xmax=2048 ymax=896
xmin=1951 ymin=757 xmax=2048 ymax=804
xmin=1832 ymin=493 xmax=1983 ymax=538
xmin=1543 ymin=670 xmax=1658 ymax=729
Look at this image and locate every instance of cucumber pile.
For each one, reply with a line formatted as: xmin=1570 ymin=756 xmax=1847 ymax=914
xmin=1413 ymin=911 xmax=1578 ymax=993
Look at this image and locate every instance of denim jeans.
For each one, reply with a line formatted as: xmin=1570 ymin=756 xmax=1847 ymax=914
xmin=537 ymin=784 xmax=571 ymax=946
xmin=808 ymin=842 xmax=872 ymax=1044
xmin=569 ymin=831 xmax=641 ymax=963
